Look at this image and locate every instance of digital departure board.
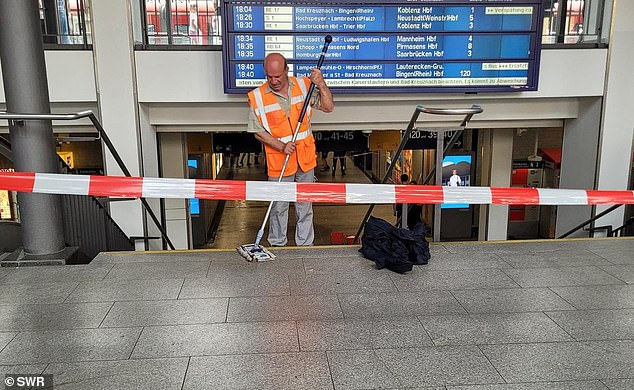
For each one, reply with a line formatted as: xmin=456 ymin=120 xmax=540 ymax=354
xmin=222 ymin=0 xmax=543 ymax=94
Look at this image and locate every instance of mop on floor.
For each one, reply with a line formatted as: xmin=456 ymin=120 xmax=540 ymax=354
xmin=238 ymin=35 xmax=332 ymax=262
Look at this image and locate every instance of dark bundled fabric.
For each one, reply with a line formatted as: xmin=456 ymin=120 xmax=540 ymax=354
xmin=359 ymin=216 xmax=431 ymax=274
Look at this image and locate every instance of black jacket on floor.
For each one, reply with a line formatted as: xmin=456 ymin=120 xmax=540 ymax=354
xmin=360 ymin=216 xmax=431 ymax=274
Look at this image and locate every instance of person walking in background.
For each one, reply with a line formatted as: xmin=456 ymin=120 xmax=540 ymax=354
xmin=188 ymin=3 xmax=201 ymax=44
xmin=405 ymin=180 xmax=423 ymax=230
xmin=247 ymin=53 xmax=334 ymax=246
xmin=319 ymin=151 xmax=330 ymax=172
xmin=238 ymin=152 xmax=253 ymax=167
xmin=331 ymin=150 xmax=346 ymax=176
xmin=395 ymin=173 xmax=409 ymax=227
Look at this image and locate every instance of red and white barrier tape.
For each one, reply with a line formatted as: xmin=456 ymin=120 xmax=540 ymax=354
xmin=1 ymin=171 xmax=633 ymax=205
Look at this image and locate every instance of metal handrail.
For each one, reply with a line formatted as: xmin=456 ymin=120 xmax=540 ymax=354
xmin=353 ymin=105 xmax=482 ymax=242
xmin=558 ymin=204 xmax=623 ymax=239
xmin=0 ymin=110 xmax=175 ymax=250
xmin=612 ymin=217 xmax=634 ymax=237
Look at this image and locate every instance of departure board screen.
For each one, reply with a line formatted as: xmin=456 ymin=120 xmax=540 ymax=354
xmin=222 ymin=0 xmax=543 ymax=94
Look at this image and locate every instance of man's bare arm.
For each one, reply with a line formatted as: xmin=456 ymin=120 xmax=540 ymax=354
xmin=254 ymin=131 xmax=296 ymax=154
xmin=310 ymin=69 xmax=334 ymax=113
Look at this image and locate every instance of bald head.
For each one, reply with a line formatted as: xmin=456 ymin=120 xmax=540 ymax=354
xmin=264 ymin=53 xmax=287 ymax=70
xmin=263 ymin=53 xmax=289 ymax=94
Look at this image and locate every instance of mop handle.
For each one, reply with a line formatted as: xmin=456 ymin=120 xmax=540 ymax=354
xmin=275 ymin=34 xmax=332 ymax=182
xmin=254 ymin=35 xmax=332 ymax=247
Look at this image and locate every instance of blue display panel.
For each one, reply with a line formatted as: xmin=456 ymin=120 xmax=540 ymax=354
xmin=223 ymin=0 xmax=543 ymax=94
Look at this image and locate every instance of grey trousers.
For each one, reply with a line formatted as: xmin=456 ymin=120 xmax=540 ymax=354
xmin=267 ymin=168 xmax=315 ymax=246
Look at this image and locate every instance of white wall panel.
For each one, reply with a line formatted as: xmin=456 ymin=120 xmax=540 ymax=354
xmin=0 ymin=51 xmax=96 ymax=103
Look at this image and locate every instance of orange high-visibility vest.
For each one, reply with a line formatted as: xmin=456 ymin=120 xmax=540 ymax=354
xmin=248 ymin=76 xmax=317 ymax=177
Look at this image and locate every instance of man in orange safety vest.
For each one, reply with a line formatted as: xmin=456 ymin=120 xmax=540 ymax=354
xmin=247 ymin=53 xmax=334 ymax=246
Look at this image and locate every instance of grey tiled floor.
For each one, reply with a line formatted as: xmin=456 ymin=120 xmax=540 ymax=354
xmin=0 ymin=238 xmax=632 ymax=389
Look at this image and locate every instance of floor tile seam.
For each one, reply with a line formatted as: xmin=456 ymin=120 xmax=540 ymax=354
xmin=370 ymin=347 xmax=408 ymax=388
xmin=204 ymin=261 xmax=212 ymax=278
xmin=176 ymin=279 xmax=186 ymax=300
xmin=412 ymin=334 xmax=582 ymax=348
xmin=100 ymin=263 xmax=116 ymax=280
xmin=102 ymin=276 xmax=212 ymax=282
xmin=223 ymin=297 xmax=230 ymax=323
xmin=77 ymin=297 xmax=229 ymax=304
xmin=180 ymin=292 xmax=292 ymax=300
xmin=545 ymin=337 xmax=634 ymax=343
xmin=8 ymin=356 xmax=189 ymax=367
xmin=475 ymin=344 xmax=508 ymax=384
xmin=414 ymin=315 xmax=439 ymax=348
xmin=293 ymin=320 xmax=302 ymax=354
xmin=99 ymin=260 xmax=216 ymax=265
xmin=33 ymin=356 xmax=192 ymax=365
xmin=595 ymin=266 xmax=631 ymax=284
xmin=0 ymin=277 xmax=132 ymax=285
xmin=128 ymin=327 xmax=145 ymax=360
xmin=500 ymin=264 xmax=627 ymax=273
xmin=0 ymin=301 xmax=120 ymax=307
xmin=600 ymin=377 xmax=634 ymax=385
xmin=107 ymin=257 xmax=235 ymax=264
xmin=323 ymin=351 xmax=337 ymax=390
xmin=1 ymin=326 xmax=144 ymax=338
xmin=97 ymin=302 xmax=116 ymax=328
xmin=446 ymin=308 xmax=580 ymax=316
xmin=448 ymin=286 xmax=547 ymax=293
xmin=179 ymin=356 xmax=191 ymax=390
xmin=225 ymin=315 xmax=345 ymax=323
xmin=495 ymin=279 xmax=627 ymax=289
xmin=64 ymin=297 xmax=188 ymax=304
xmin=135 ymin=349 xmax=318 ymax=361
xmin=290 ymin=288 xmax=400 ymax=296
xmin=302 ymin=344 xmax=437 ymax=353
xmin=130 ymin=319 xmax=307 ymax=329
xmin=473 ymin=339 xmax=629 ymax=348
xmin=98 ymin=318 xmax=233 ymax=329
xmin=540 ymin=311 xmax=578 ymax=341
xmin=0 ymin=332 xmax=19 ymax=356
xmin=485 ymin=379 xmax=610 ymax=387
xmin=316 ymin=315 xmax=422 ymax=323
xmin=334 ymin=290 xmax=347 ymax=321
xmin=60 ymin=282 xmax=82 ymax=304
xmin=544 ymin=307 xmax=634 ymax=314
xmin=416 ymin=310 xmax=566 ymax=320
xmin=494 ymin=267 xmax=616 ymax=288
xmin=496 ymin=263 xmax=623 ymax=269
xmin=0 ymin=324 xmax=121 ymax=332
xmin=446 ymin=290 xmax=470 ymax=315
xmin=75 ymin=277 xmax=189 ymax=284
xmin=588 ymin=249 xmax=625 ymax=264
xmin=490 ymin=252 xmax=515 ymax=269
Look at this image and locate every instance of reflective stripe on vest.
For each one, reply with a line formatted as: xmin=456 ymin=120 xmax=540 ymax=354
xmin=251 ymin=88 xmax=270 ymax=131
xmin=278 ymin=129 xmax=312 ymax=143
